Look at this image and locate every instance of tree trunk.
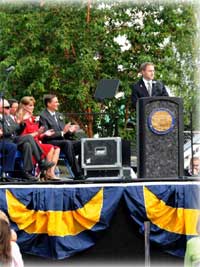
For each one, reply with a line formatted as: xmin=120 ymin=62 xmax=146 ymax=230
xmin=86 ymin=107 xmax=93 ymax=137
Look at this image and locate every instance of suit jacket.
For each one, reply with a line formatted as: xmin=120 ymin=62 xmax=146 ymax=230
xmin=39 ymin=109 xmax=73 ymax=142
xmin=184 ymin=168 xmax=192 ymax=177
xmin=131 ymin=79 xmax=169 ymax=109
xmin=0 ymin=115 xmax=26 ymax=142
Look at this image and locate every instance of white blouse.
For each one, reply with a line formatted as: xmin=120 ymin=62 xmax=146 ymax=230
xmin=10 ymin=242 xmax=24 ymax=267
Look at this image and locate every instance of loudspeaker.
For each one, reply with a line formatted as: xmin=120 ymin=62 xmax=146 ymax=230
xmin=81 ymin=137 xmax=131 ymax=178
xmin=82 ymin=137 xmax=122 ymax=169
xmin=94 ymin=79 xmax=120 ymax=101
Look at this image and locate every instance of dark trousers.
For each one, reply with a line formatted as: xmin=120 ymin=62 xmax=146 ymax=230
xmin=16 ymin=135 xmax=43 ymax=172
xmin=0 ymin=141 xmax=18 ymax=172
xmin=46 ymin=139 xmax=81 ymax=176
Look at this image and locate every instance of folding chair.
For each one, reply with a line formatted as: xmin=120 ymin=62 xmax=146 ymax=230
xmin=59 ymin=152 xmax=74 ymax=178
xmin=0 ymin=150 xmax=22 ymax=175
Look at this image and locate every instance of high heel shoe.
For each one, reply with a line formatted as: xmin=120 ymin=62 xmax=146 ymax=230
xmin=45 ymin=174 xmax=61 ymax=181
xmin=39 ymin=160 xmax=55 ymax=171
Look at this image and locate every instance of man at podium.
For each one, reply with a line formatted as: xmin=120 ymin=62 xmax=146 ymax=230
xmin=131 ymin=62 xmax=169 ymax=109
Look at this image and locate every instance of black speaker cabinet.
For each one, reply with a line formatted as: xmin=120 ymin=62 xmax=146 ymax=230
xmin=137 ymin=97 xmax=184 ymax=179
xmin=82 ymin=137 xmax=122 ymax=167
xmin=82 ymin=137 xmax=128 ymax=178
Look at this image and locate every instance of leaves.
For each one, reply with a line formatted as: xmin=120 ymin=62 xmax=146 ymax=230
xmin=0 ymin=1 xmax=198 ymax=137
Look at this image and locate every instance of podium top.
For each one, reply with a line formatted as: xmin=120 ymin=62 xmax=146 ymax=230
xmin=138 ymin=96 xmax=183 ymax=103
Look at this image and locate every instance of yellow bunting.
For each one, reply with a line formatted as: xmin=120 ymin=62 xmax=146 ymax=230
xmin=6 ymin=189 xmax=103 ymax=237
xmin=144 ymin=186 xmax=200 ymax=235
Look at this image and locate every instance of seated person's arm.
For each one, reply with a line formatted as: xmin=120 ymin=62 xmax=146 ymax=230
xmin=39 ymin=115 xmax=63 ymax=139
xmin=63 ymin=123 xmax=79 ymax=140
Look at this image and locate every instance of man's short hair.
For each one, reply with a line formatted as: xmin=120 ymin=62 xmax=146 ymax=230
xmin=190 ymin=156 xmax=200 ymax=164
xmin=139 ymin=62 xmax=154 ymax=72
xmin=43 ymin=94 xmax=56 ymax=107
xmin=8 ymin=98 xmax=18 ymax=107
xmin=0 ymin=99 xmax=10 ymax=108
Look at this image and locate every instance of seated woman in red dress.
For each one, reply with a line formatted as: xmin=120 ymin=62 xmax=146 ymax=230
xmin=16 ymin=96 xmax=60 ymax=181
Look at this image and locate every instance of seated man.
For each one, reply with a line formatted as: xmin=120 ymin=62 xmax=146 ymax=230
xmin=0 ymin=128 xmax=17 ymax=178
xmin=0 ymin=99 xmax=54 ymax=181
xmin=8 ymin=98 xmax=19 ymax=121
xmin=39 ymin=94 xmax=84 ymax=179
xmin=184 ymin=157 xmax=200 ymax=177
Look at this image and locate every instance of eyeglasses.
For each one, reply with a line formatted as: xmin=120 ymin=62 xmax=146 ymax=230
xmin=4 ymin=106 xmax=10 ymax=109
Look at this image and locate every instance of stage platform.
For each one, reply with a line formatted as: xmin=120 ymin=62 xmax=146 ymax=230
xmin=0 ymin=178 xmax=200 ymax=264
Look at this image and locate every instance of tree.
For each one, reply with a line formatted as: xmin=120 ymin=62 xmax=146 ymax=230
xmin=0 ymin=1 xmax=198 ymax=140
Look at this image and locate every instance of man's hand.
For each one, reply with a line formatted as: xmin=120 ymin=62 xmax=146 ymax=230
xmin=193 ymin=167 xmax=200 ymax=176
xmin=69 ymin=124 xmax=80 ymax=133
xmin=44 ymin=129 xmax=55 ymax=137
xmin=63 ymin=122 xmax=71 ymax=134
xmin=38 ymin=126 xmax=45 ymax=134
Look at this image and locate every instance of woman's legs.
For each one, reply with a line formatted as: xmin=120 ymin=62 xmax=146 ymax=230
xmin=46 ymin=147 xmax=60 ymax=178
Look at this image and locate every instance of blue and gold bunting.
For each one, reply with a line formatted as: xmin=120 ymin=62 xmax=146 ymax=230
xmin=1 ymin=183 xmax=200 ymax=259
xmin=124 ymin=184 xmax=200 ymax=257
xmin=0 ymin=186 xmax=123 ymax=259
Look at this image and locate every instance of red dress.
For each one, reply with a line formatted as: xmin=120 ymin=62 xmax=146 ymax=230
xmin=21 ymin=116 xmax=54 ymax=158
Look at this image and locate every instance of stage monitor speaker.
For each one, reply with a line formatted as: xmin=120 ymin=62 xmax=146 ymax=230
xmin=94 ymin=79 xmax=120 ymax=101
xmin=81 ymin=137 xmax=131 ymax=178
xmin=82 ymin=137 xmax=122 ymax=169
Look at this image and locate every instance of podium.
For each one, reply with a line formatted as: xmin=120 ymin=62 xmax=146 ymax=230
xmin=137 ymin=97 xmax=184 ymax=179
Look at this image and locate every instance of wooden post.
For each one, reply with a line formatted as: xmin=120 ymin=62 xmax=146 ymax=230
xmin=86 ymin=107 xmax=93 ymax=137
xmin=144 ymin=221 xmax=151 ymax=267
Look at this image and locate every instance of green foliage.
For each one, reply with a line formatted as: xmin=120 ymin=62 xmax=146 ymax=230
xmin=0 ymin=1 xmax=198 ymax=138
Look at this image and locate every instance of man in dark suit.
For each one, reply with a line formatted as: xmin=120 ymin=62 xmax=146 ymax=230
xmin=0 ymin=127 xmax=18 ymax=177
xmin=39 ymin=94 xmax=83 ymax=179
xmin=0 ymin=99 xmax=54 ymax=181
xmin=184 ymin=157 xmax=200 ymax=177
xmin=131 ymin=62 xmax=169 ymax=109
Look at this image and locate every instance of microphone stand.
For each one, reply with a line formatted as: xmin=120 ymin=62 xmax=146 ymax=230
xmin=0 ymin=70 xmax=13 ymax=181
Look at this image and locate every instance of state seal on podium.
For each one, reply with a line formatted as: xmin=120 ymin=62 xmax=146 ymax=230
xmin=148 ymin=108 xmax=175 ymax=135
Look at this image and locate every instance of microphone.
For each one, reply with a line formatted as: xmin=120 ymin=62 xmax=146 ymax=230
xmin=5 ymin=66 xmax=15 ymax=72
xmin=152 ymin=80 xmax=162 ymax=91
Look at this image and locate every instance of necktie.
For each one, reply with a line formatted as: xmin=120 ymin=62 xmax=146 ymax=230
xmin=5 ymin=116 xmax=10 ymax=126
xmin=147 ymin=82 xmax=152 ymax=96
xmin=52 ymin=114 xmax=58 ymax=125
